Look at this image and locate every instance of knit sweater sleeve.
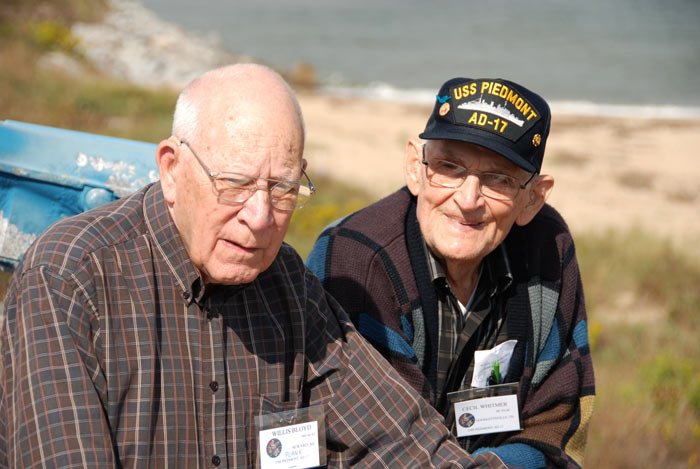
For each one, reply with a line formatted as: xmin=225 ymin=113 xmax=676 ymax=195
xmin=483 ymin=206 xmax=595 ymax=468
xmin=306 ymin=189 xmax=433 ymax=397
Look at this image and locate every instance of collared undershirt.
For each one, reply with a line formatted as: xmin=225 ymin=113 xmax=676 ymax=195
xmin=457 ymin=269 xmax=481 ymax=320
xmin=423 ymin=241 xmax=513 ymax=394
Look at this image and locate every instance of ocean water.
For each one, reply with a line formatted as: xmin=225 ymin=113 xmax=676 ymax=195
xmin=139 ymin=0 xmax=700 ymax=114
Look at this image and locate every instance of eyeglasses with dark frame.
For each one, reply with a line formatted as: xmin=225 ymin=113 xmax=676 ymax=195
xmin=179 ymin=139 xmax=315 ymax=211
xmin=421 ymin=145 xmax=536 ymax=201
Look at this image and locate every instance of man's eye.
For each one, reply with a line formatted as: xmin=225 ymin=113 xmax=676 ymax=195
xmin=484 ymin=173 xmax=516 ymax=188
xmin=432 ymin=160 xmax=464 ymax=175
xmin=271 ymin=182 xmax=298 ymax=196
xmin=220 ymin=176 xmax=254 ymax=188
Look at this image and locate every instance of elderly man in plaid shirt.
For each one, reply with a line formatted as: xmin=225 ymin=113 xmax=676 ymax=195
xmin=0 ymin=65 xmax=505 ymax=468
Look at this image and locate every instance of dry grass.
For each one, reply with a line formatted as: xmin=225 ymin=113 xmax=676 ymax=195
xmin=615 ymin=170 xmax=655 ymax=190
xmin=547 ymin=150 xmax=590 ymax=168
xmin=579 ymin=230 xmax=700 ymax=467
xmin=0 ymin=0 xmax=108 ymax=25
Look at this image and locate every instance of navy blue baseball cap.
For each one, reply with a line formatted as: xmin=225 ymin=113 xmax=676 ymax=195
xmin=419 ymin=77 xmax=551 ymax=173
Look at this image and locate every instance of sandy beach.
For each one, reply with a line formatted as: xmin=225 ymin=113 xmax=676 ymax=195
xmin=298 ymin=92 xmax=700 ymax=257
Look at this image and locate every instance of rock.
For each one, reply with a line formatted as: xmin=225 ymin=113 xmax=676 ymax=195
xmin=71 ymin=0 xmax=251 ymax=90
xmin=289 ymin=62 xmax=317 ymax=89
xmin=38 ymin=50 xmax=88 ymax=76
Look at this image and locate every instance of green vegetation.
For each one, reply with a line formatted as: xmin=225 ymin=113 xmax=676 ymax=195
xmin=0 ymin=0 xmax=175 ymax=140
xmin=286 ymin=176 xmax=372 ymax=257
xmin=1 ymin=2 xmax=699 ymax=467
xmin=0 ymin=0 xmax=108 ymax=26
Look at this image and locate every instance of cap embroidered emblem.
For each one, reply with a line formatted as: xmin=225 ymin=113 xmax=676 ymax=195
xmin=449 ymin=80 xmax=541 ymax=142
xmin=419 ymin=77 xmax=550 ymax=173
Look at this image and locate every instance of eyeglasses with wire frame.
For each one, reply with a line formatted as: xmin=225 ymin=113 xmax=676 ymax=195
xmin=179 ymin=139 xmax=315 ymax=211
xmin=421 ymin=145 xmax=536 ymax=201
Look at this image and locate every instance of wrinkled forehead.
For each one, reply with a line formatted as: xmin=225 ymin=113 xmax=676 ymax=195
xmin=198 ymin=109 xmax=304 ymax=176
xmin=198 ymin=140 xmax=303 ymax=183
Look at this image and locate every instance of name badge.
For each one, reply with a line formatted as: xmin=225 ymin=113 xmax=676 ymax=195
xmin=448 ymin=383 xmax=521 ymax=438
xmin=255 ymin=405 xmax=326 ymax=469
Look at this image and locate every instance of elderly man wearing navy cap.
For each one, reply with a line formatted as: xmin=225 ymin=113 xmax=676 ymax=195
xmin=307 ymin=78 xmax=595 ymax=468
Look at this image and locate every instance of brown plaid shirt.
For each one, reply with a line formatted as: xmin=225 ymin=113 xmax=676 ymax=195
xmin=1 ymin=183 xmax=505 ymax=468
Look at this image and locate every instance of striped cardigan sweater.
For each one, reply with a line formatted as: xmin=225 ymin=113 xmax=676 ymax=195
xmin=307 ymin=187 xmax=595 ymax=468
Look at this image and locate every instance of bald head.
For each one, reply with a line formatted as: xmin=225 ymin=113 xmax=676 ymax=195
xmin=172 ymin=63 xmax=305 ymax=150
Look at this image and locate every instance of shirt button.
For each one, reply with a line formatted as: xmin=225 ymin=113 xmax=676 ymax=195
xmin=209 ymin=381 xmax=219 ymax=392
xmin=212 ymin=455 xmax=221 ymax=466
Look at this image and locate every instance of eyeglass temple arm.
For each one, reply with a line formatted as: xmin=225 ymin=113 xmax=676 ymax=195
xmin=520 ymin=171 xmax=538 ymax=189
xmin=302 ymin=167 xmax=316 ymax=193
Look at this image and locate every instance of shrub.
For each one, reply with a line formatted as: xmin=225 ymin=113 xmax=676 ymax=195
xmin=28 ymin=20 xmax=79 ymax=53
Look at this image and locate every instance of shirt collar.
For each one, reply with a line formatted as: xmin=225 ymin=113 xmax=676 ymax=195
xmin=423 ymin=240 xmax=513 ymax=299
xmin=143 ymin=182 xmax=204 ymax=305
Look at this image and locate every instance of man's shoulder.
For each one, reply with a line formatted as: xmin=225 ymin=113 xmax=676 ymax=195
xmin=307 ymin=188 xmax=413 ymax=284
xmin=505 ymin=203 xmax=577 ymax=277
xmin=533 ymin=203 xmax=570 ymax=231
xmin=510 ymin=203 xmax=573 ymax=244
xmin=324 ymin=187 xmax=412 ymax=242
xmin=20 ymin=186 xmax=150 ymax=275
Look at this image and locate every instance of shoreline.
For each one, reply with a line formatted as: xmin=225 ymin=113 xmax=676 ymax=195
xmin=65 ymin=0 xmax=700 ymax=256
xmin=71 ymin=1 xmax=700 ymax=117
xmin=318 ymin=85 xmax=700 ymax=120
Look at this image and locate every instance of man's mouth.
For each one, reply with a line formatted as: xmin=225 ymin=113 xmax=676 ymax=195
xmin=446 ymin=214 xmax=486 ymax=229
xmin=221 ymin=238 xmax=257 ymax=254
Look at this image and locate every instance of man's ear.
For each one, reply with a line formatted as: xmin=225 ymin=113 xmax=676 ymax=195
xmin=515 ymin=174 xmax=554 ymax=226
xmin=404 ymin=138 xmax=423 ymax=196
xmin=155 ymin=137 xmax=180 ymax=204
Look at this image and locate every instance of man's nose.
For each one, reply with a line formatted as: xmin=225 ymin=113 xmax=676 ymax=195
xmin=453 ymin=173 xmax=484 ymax=209
xmin=239 ymin=188 xmax=274 ymax=230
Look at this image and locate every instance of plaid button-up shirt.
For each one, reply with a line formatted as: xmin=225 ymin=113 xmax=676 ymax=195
xmin=1 ymin=183 xmax=504 ymax=468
